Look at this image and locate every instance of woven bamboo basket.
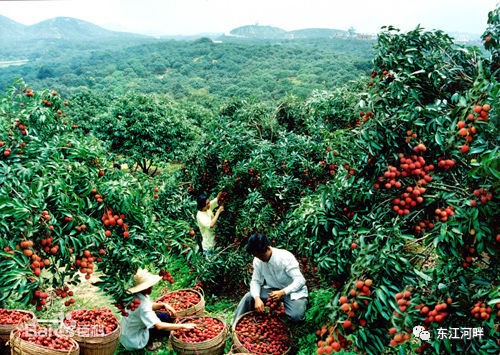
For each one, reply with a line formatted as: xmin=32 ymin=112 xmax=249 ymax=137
xmin=231 ymin=312 xmax=291 ymax=355
xmin=9 ymin=328 xmax=79 ymax=355
xmin=225 ymin=344 xmax=256 ymax=355
xmin=0 ymin=310 xmax=36 ymax=352
xmin=64 ymin=323 xmax=120 ymax=355
xmin=170 ymin=316 xmax=228 ymax=355
xmin=155 ymin=288 xmax=205 ymax=317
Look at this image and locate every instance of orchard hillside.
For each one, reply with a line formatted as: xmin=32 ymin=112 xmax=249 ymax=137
xmin=0 ymin=6 xmax=499 ymax=355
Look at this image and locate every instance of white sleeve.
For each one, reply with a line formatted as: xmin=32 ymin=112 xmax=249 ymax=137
xmin=209 ymin=197 xmax=219 ymax=211
xmin=249 ymin=258 xmax=264 ymax=298
xmin=282 ymin=262 xmax=306 ymax=295
xmin=139 ymin=300 xmax=161 ymax=329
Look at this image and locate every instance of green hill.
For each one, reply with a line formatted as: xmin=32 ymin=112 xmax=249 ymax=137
xmin=0 ymin=16 xmax=150 ymax=42
xmin=229 ymin=25 xmax=288 ymax=38
xmin=26 ymin=17 xmax=149 ymax=40
xmin=0 ymin=31 xmax=375 ymax=101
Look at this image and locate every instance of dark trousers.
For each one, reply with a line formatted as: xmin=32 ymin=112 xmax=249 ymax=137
xmin=232 ymin=288 xmax=308 ymax=325
xmin=147 ymin=312 xmax=172 ymax=345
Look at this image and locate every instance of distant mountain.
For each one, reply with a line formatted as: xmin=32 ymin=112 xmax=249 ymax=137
xmin=158 ymin=32 xmax=223 ymax=41
xmin=0 ymin=15 xmax=26 ymax=40
xmin=27 ymin=17 xmax=149 ymax=40
xmin=448 ymin=31 xmax=482 ymax=43
xmin=288 ymin=28 xmax=350 ymax=39
xmin=227 ymin=24 xmax=485 ymax=42
xmin=229 ymin=25 xmax=288 ymax=39
xmin=228 ymin=25 xmax=359 ymax=40
xmin=0 ymin=15 xmax=480 ymax=46
xmin=0 ymin=16 xmax=150 ymax=43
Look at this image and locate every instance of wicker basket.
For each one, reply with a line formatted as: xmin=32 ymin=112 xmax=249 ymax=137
xmin=225 ymin=344 xmax=256 ymax=355
xmin=9 ymin=328 xmax=79 ymax=355
xmin=0 ymin=310 xmax=36 ymax=352
xmin=155 ymin=288 xmax=205 ymax=317
xmin=65 ymin=324 xmax=120 ymax=355
xmin=170 ymin=316 xmax=228 ymax=355
xmin=62 ymin=309 xmax=120 ymax=355
xmin=231 ymin=312 xmax=291 ymax=355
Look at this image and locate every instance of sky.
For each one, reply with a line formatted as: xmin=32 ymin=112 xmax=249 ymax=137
xmin=0 ymin=0 xmax=498 ymax=36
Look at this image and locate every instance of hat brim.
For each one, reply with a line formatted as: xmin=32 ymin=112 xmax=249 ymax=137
xmin=127 ymin=274 xmax=162 ymax=294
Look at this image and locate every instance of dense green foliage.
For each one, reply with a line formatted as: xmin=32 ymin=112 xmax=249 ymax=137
xmin=70 ymin=92 xmax=204 ymax=174
xmin=0 ymin=6 xmax=499 ymax=355
xmin=0 ymin=35 xmax=374 ymax=101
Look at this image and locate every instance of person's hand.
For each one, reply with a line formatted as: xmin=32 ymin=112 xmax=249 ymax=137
xmin=254 ymin=297 xmax=265 ymax=312
xmin=269 ymin=290 xmax=285 ymax=301
xmin=163 ymin=303 xmax=177 ymax=317
xmin=183 ymin=323 xmax=196 ymax=330
xmin=217 ymin=205 xmax=224 ymax=213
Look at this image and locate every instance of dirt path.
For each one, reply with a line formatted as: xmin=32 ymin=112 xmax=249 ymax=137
xmin=71 ymin=272 xmax=117 ymax=314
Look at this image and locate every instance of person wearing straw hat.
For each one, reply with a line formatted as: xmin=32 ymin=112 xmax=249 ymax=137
xmin=232 ymin=233 xmax=308 ymax=325
xmin=119 ymin=268 xmax=196 ymax=351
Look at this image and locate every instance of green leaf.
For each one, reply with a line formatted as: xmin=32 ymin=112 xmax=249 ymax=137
xmin=487 ymin=298 xmax=500 ymax=306
xmin=434 ymin=132 xmax=443 ymax=145
xmin=414 ymin=269 xmax=433 ymax=281
xmin=470 ymin=146 xmax=486 ymax=154
xmin=359 ymin=328 xmax=367 ymax=342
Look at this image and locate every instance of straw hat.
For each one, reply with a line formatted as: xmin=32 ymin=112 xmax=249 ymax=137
xmin=127 ymin=268 xmax=162 ymax=294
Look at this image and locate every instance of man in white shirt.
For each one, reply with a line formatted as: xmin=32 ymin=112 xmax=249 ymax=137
xmin=196 ymin=192 xmax=224 ymax=254
xmin=232 ymin=233 xmax=308 ymax=324
xmin=119 ymin=269 xmax=196 ymax=351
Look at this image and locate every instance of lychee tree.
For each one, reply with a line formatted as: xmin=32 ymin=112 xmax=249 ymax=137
xmin=281 ymin=20 xmax=499 ymax=355
xmin=0 ymin=81 xmax=172 ymax=311
xmin=68 ymin=91 xmax=204 ymax=175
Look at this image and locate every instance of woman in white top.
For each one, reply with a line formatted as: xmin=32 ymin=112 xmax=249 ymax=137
xmin=196 ymin=192 xmax=225 ymax=255
xmin=119 ymin=269 xmax=196 ymax=351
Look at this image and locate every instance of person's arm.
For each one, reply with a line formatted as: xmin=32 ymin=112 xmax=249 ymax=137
xmin=209 ymin=197 xmax=219 ymax=210
xmin=269 ymin=256 xmax=306 ymax=300
xmin=281 ymin=265 xmax=306 ymax=295
xmin=151 ymin=302 xmax=164 ymax=311
xmin=250 ymin=259 xmax=266 ymax=312
xmin=152 ymin=302 xmax=177 ymax=317
xmin=139 ymin=297 xmax=187 ymax=332
xmin=210 ymin=205 xmax=224 ymax=228
xmin=154 ymin=322 xmax=196 ymax=331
